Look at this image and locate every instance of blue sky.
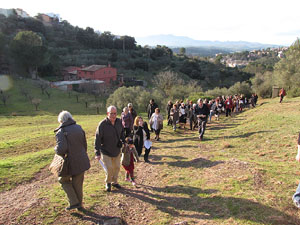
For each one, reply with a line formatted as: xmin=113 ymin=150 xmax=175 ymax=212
xmin=2 ymin=0 xmax=300 ymax=46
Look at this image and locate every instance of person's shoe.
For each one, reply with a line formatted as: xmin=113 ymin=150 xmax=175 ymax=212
xmin=144 ymin=159 xmax=150 ymax=163
xmin=199 ymin=136 xmax=203 ymax=141
xmin=105 ymin=183 xmax=111 ymax=192
xmin=112 ymin=183 xmax=122 ymax=189
xmin=131 ymin=181 xmax=136 ymax=186
xmin=65 ymin=203 xmax=81 ymax=211
xmin=125 ymin=177 xmax=131 ymax=182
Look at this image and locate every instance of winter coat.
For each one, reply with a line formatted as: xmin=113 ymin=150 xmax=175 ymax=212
xmin=121 ymin=145 xmax=139 ymax=166
xmin=147 ymin=102 xmax=158 ymax=119
xmin=133 ymin=122 xmax=150 ymax=152
xmin=94 ymin=117 xmax=125 ymax=157
xmin=54 ymin=119 xmax=90 ymax=176
xmin=170 ymin=108 xmax=179 ymax=124
xmin=149 ymin=113 xmax=163 ymax=130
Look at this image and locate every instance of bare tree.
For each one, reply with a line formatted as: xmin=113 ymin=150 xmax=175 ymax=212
xmin=38 ymin=82 xmax=49 ymax=95
xmin=89 ymin=102 xmax=103 ymax=114
xmin=153 ymin=71 xmax=184 ymax=97
xmin=28 ymin=95 xmax=34 ymax=104
xmin=20 ymin=87 xmax=29 ymax=99
xmin=31 ymin=98 xmax=41 ymax=111
xmin=45 ymin=90 xmax=51 ymax=99
xmin=0 ymin=92 xmax=10 ymax=105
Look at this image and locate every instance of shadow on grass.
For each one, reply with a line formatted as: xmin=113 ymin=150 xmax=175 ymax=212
xmin=222 ymin=130 xmax=272 ymax=139
xmin=148 ymin=155 xmax=223 ymax=169
xmin=121 ymin=185 xmax=299 ymax=224
xmin=71 ymin=209 xmax=128 ymax=225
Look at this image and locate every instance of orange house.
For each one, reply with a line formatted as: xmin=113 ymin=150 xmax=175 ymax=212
xmin=77 ymin=65 xmax=117 ymax=85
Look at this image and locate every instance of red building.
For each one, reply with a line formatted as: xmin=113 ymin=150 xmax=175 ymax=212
xmin=77 ymin=65 xmax=117 ymax=85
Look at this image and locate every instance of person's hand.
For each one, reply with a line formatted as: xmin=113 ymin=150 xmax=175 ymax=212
xmin=95 ymin=155 xmax=101 ymax=161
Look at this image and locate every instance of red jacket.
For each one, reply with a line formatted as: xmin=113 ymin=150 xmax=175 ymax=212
xmin=224 ymin=98 xmax=233 ymax=109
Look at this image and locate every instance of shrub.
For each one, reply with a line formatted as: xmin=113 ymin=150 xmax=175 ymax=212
xmin=287 ymin=87 xmax=300 ymax=98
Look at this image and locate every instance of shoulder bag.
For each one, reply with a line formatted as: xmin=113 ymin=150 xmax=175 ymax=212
xmin=49 ymin=128 xmax=70 ymax=177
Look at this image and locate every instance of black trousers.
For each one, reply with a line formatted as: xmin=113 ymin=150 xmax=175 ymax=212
xmin=144 ymin=147 xmax=151 ymax=161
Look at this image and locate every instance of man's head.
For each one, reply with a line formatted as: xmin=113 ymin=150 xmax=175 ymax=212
xmin=107 ymin=105 xmax=117 ymax=123
xmin=197 ymin=98 xmax=203 ymax=106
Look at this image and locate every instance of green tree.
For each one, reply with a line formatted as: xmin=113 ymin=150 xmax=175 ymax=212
xmin=273 ymin=39 xmax=300 ymax=90
xmin=10 ymin=31 xmax=47 ymax=78
xmin=179 ymin=47 xmax=186 ymax=55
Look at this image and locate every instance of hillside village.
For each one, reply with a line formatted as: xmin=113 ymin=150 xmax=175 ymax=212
xmin=216 ymin=47 xmax=288 ymax=68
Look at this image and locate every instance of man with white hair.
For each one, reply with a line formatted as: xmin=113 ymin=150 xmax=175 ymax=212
xmin=95 ymin=106 xmax=125 ymax=192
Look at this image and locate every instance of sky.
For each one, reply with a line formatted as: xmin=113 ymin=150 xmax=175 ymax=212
xmin=2 ymin=0 xmax=300 ymax=46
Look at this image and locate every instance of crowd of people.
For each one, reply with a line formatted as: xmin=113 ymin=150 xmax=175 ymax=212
xmin=53 ymin=94 xmax=261 ymax=211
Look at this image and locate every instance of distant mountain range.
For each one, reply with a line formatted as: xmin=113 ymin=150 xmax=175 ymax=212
xmin=135 ymin=34 xmax=283 ymax=53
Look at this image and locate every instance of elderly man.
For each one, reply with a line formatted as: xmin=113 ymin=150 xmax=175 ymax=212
xmin=194 ymin=98 xmax=209 ymax=141
xmin=95 ymin=106 xmax=125 ymax=192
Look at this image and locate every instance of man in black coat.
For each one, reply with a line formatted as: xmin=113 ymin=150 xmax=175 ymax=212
xmin=147 ymin=99 xmax=158 ymax=131
xmin=194 ymin=98 xmax=209 ymax=141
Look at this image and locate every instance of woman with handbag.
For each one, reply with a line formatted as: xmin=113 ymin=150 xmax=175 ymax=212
xmin=53 ymin=111 xmax=90 ymax=211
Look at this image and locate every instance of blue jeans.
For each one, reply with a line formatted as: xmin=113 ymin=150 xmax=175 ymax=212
xmin=293 ymin=182 xmax=300 ymax=204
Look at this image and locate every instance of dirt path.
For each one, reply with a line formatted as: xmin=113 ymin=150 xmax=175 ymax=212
xmin=0 ymin=167 xmax=56 ymax=224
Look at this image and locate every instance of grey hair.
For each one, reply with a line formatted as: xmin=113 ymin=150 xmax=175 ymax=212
xmin=128 ymin=103 xmax=133 ymax=107
xmin=123 ymin=107 xmax=128 ymax=112
xmin=58 ymin=110 xmax=73 ymax=123
xmin=197 ymin=98 xmax=203 ymax=104
xmin=107 ymin=105 xmax=117 ymax=113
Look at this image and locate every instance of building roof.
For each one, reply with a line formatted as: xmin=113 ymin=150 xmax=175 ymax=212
xmin=53 ymin=79 xmax=104 ymax=86
xmin=81 ymin=65 xmax=107 ymax=72
xmin=63 ymin=66 xmax=81 ymax=73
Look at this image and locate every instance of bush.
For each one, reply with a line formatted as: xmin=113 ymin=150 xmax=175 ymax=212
xmin=287 ymin=87 xmax=300 ymax=98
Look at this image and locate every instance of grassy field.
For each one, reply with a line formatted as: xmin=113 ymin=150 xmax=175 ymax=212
xmin=2 ymin=77 xmax=300 ymax=224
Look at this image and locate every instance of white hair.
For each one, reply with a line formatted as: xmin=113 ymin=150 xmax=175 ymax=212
xmin=123 ymin=107 xmax=128 ymax=112
xmin=128 ymin=103 xmax=133 ymax=107
xmin=58 ymin=110 xmax=73 ymax=123
xmin=107 ymin=105 xmax=117 ymax=113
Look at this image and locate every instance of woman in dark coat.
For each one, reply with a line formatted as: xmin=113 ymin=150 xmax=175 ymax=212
xmin=133 ymin=116 xmax=151 ymax=162
xmin=54 ymin=111 xmax=90 ymax=211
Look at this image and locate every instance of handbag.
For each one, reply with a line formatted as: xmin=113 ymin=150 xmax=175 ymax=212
xmin=49 ymin=128 xmax=69 ymax=177
xmin=49 ymin=154 xmax=69 ymax=177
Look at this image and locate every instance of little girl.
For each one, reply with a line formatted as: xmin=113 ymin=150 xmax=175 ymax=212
xmin=121 ymin=137 xmax=140 ymax=185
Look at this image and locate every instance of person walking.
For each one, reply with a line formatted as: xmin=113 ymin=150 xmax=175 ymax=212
xmin=54 ymin=111 xmax=90 ymax=211
xmin=292 ymin=132 xmax=300 ymax=208
xmin=95 ymin=106 xmax=125 ymax=192
xmin=279 ymin=88 xmax=286 ymax=103
xmin=170 ymin=104 xmax=179 ymax=131
xmin=194 ymin=99 xmax=209 ymax=141
xmin=149 ymin=108 xmax=163 ymax=141
xmin=121 ymin=137 xmax=140 ymax=186
xmin=128 ymin=103 xmax=137 ymax=126
xmin=224 ymin=96 xmax=233 ymax=117
xmin=121 ymin=107 xmax=133 ymax=137
xmin=166 ymin=100 xmax=173 ymax=126
xmin=133 ymin=116 xmax=152 ymax=162
xmin=147 ymin=99 xmax=158 ymax=132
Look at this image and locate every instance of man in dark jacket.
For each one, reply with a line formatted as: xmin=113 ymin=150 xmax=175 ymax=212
xmin=95 ymin=105 xmax=125 ymax=192
xmin=194 ymin=98 xmax=209 ymax=141
xmin=147 ymin=99 xmax=158 ymax=132
xmin=55 ymin=111 xmax=90 ymax=211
